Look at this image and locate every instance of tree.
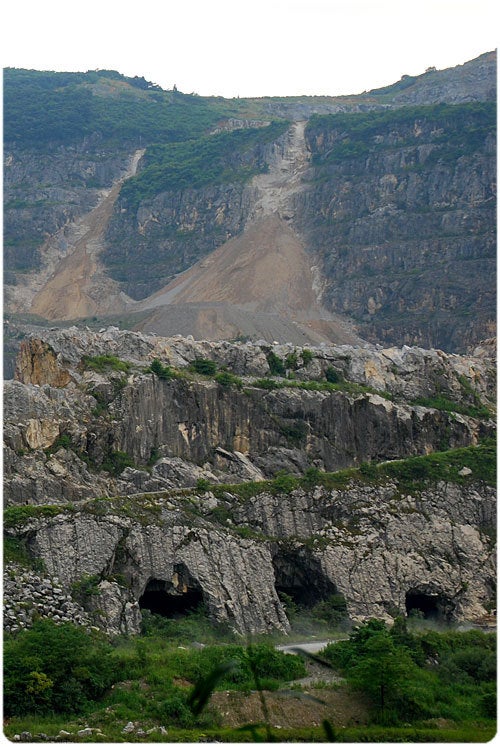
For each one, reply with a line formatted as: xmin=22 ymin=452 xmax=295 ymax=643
xmin=348 ymin=629 xmax=417 ymax=714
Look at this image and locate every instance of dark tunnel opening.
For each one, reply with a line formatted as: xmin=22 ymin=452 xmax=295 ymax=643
xmin=139 ymin=568 xmax=204 ymax=618
xmin=405 ymin=590 xmax=453 ymax=621
xmin=272 ymin=547 xmax=341 ymax=610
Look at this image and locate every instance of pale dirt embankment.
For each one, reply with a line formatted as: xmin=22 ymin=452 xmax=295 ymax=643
xmin=24 ymin=123 xmax=362 ymax=345
xmin=134 ymin=122 xmax=363 ymax=345
xmin=28 ymin=150 xmax=144 ymax=320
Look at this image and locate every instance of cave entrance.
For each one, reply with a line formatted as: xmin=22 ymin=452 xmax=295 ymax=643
xmin=405 ymin=589 xmax=453 ymax=622
xmin=272 ymin=546 xmax=340 ymax=611
xmin=139 ymin=565 xmax=203 ymax=618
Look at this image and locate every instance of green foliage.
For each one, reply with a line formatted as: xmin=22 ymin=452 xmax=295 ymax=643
xmin=285 ymin=351 xmax=299 ymax=370
xmin=180 ymin=643 xmax=306 ymax=690
xmin=412 ymin=393 xmax=491 ymax=419
xmin=46 ymin=433 xmax=72 ymax=452
xmin=325 ymin=366 xmax=343 ymax=383
xmin=321 ymin=620 xmax=497 ymax=726
xmin=3 ymin=68 xmax=235 ymax=147
xmin=252 ymin=377 xmax=279 ymax=389
xmin=120 ymin=121 xmax=289 ymax=207
xmin=101 ymin=449 xmax=135 ymax=475
xmin=71 ymin=574 xmax=101 ymax=603
xmin=266 ymin=350 xmax=286 ymax=376
xmin=278 ymin=418 xmax=308 ymax=445
xmin=270 ymin=471 xmax=300 ymax=494
xmin=189 ymin=358 xmax=218 ymax=376
xmin=139 ymin=607 xmax=234 ymax=644
xmin=3 ymin=620 xmax=117 ymax=716
xmin=4 ymin=504 xmax=65 ymax=529
xmin=301 ymin=349 xmax=314 ymax=366
xmin=215 ymin=370 xmax=243 ymax=389
xmin=149 ymin=358 xmax=175 ymax=380
xmin=3 ymin=537 xmax=45 ymax=572
xmin=310 ymin=593 xmax=348 ymax=626
xmin=82 ymin=354 xmax=131 ymax=374
xmin=195 ymin=478 xmax=212 ymax=493
xmin=379 ymin=441 xmax=496 ymax=488
xmin=307 ymin=103 xmax=496 ymax=168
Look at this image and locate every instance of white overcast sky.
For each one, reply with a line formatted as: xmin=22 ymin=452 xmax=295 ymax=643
xmin=2 ymin=0 xmax=498 ymax=97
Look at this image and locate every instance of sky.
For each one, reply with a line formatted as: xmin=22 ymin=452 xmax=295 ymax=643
xmin=2 ymin=0 xmax=498 ymax=98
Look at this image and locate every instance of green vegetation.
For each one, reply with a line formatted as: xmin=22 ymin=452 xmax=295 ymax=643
xmin=301 ymin=348 xmax=314 ymax=366
xmin=3 ymin=615 xmax=495 ymax=742
xmin=4 ymin=504 xmax=67 ymax=529
xmin=120 ymin=121 xmax=289 ymax=208
xmin=4 ymin=620 xmax=117 ymax=716
xmin=81 ymin=355 xmax=131 ymax=374
xmin=3 ymin=69 xmax=237 ymax=147
xmin=101 ymin=450 xmax=136 ymax=476
xmin=321 ymin=618 xmax=496 ymax=727
xmin=3 ymin=617 xmax=305 ymax=734
xmin=189 ymin=358 xmax=218 ymax=376
xmin=214 ymin=370 xmax=243 ymax=389
xmin=148 ymin=358 xmax=176 ymax=380
xmin=209 ymin=441 xmax=495 ymax=506
xmin=265 ymin=350 xmax=287 ymax=376
xmin=307 ymin=103 xmax=496 ymax=168
xmin=325 ymin=365 xmax=343 ymax=383
xmin=412 ymin=394 xmax=491 ymax=420
xmin=251 ymin=374 xmax=392 ymax=399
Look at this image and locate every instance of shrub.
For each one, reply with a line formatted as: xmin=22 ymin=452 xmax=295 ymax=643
xmin=101 ymin=450 xmax=135 ymax=476
xmin=82 ymin=355 xmax=130 ymax=374
xmin=325 ymin=366 xmax=343 ymax=383
xmin=285 ymin=351 xmax=299 ymax=370
xmin=215 ymin=371 xmax=243 ymax=389
xmin=271 ymin=471 xmax=299 ymax=494
xmin=301 ymin=349 xmax=314 ymax=366
xmin=266 ymin=351 xmax=286 ymax=376
xmin=3 ymin=620 xmax=117 ymax=716
xmin=195 ymin=478 xmax=211 ymax=493
xmin=189 ymin=358 xmax=218 ymax=376
xmin=149 ymin=358 xmax=175 ymax=380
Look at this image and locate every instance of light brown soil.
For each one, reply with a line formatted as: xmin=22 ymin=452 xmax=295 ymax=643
xmin=136 ymin=214 xmax=363 ymax=345
xmin=29 ymin=152 xmax=143 ymax=320
xmin=210 ymin=686 xmax=369 ymax=729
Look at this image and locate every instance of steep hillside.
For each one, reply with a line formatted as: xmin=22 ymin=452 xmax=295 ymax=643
xmin=298 ymin=102 xmax=496 ymax=351
xmin=3 ymin=53 xmax=497 ymax=352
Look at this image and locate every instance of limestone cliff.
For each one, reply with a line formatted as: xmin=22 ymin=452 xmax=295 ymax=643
xmin=4 ymin=327 xmax=495 ymax=506
xmin=3 ymin=327 xmax=496 ymax=636
xmin=4 ymin=53 xmax=496 ymax=353
xmin=4 ymin=469 xmax=495 ymax=636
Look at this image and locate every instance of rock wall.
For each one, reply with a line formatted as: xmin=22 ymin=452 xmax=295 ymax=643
xmin=4 ymin=477 xmax=495 ymax=635
xmin=3 ymin=327 xmax=495 ymax=636
xmin=298 ymin=103 xmax=496 ymax=352
xmin=4 ymin=140 xmax=133 ymax=286
xmin=4 ymin=328 xmax=495 ymax=506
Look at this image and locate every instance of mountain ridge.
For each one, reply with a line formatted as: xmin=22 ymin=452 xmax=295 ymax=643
xmin=3 ymin=50 xmax=497 ymax=352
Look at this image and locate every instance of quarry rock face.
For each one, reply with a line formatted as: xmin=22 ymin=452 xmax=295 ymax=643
xmin=4 ymin=54 xmax=496 ymax=353
xmin=3 ymin=327 xmax=496 ymax=636
xmin=4 ymin=479 xmax=495 ymax=636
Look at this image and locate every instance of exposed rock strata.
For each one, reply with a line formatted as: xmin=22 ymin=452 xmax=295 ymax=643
xmin=3 ymin=478 xmax=495 ymax=635
xmin=3 ymin=327 xmax=495 ymax=636
xmin=4 ymin=328 xmax=495 ymax=506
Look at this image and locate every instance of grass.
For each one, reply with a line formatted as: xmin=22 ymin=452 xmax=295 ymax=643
xmin=81 ymin=354 xmax=131 ymax=374
xmin=2 ymin=613 xmax=496 ymax=742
